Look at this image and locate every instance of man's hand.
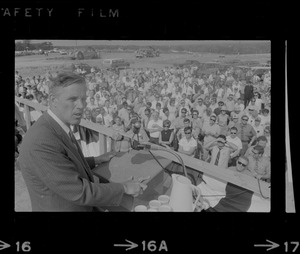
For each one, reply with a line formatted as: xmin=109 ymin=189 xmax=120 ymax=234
xmin=95 ymin=151 xmax=117 ymax=165
xmin=122 ymin=176 xmax=149 ymax=197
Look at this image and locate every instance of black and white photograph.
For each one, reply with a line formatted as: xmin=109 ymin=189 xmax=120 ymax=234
xmin=14 ymin=40 xmax=274 ymax=213
xmin=1 ymin=1 xmax=296 ymax=253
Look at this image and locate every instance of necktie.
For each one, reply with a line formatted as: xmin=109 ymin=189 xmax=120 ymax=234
xmin=255 ymin=159 xmax=259 ymax=174
xmin=215 ymin=148 xmax=221 ymax=166
xmin=69 ymin=130 xmax=79 ymax=150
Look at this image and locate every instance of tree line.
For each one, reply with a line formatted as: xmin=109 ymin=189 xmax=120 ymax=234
xmin=15 ymin=40 xmax=54 ymax=51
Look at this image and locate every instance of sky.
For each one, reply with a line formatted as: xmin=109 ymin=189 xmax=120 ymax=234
xmin=15 ymin=40 xmax=269 ymax=47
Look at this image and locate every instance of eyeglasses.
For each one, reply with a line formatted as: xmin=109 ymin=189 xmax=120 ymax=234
xmin=193 ymin=113 xmax=198 ymax=116
xmin=230 ymin=132 xmax=237 ymax=134
xmin=237 ymin=161 xmax=247 ymax=167
xmin=252 ymin=150 xmax=260 ymax=155
xmin=242 ymin=118 xmax=248 ymax=121
xmin=181 ymin=111 xmax=187 ymax=114
xmin=184 ymin=132 xmax=192 ymax=134
xmin=210 ymin=118 xmax=216 ymax=121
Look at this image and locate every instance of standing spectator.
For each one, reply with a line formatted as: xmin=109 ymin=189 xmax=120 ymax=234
xmin=244 ymin=82 xmax=254 ymax=109
xmin=147 ymin=111 xmax=163 ymax=144
xmin=158 ymin=120 xmax=174 ymax=149
xmin=246 ymin=145 xmax=270 ymax=182
xmin=178 ymin=127 xmax=197 ymax=157
xmin=236 ymin=115 xmax=257 ymax=156
xmin=226 ymin=127 xmax=243 ymax=166
xmin=204 ymin=135 xmax=238 ymax=168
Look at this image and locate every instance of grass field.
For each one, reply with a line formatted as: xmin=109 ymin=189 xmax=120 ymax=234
xmin=15 ymin=52 xmax=270 ymax=78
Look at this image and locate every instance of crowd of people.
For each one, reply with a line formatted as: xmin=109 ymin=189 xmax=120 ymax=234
xmin=15 ymin=62 xmax=271 ymax=182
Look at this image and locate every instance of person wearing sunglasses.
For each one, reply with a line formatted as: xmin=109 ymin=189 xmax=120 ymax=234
xmin=244 ymin=135 xmax=270 ymax=161
xmin=178 ymin=127 xmax=198 ymax=157
xmin=236 ymin=115 xmax=257 ymax=156
xmin=246 ymin=145 xmax=270 ymax=182
xmin=159 ymin=120 xmax=175 ymax=149
xmin=226 ymin=126 xmax=243 ymax=166
xmin=173 ymin=108 xmax=191 ymax=133
xmin=191 ymin=109 xmax=203 ymax=139
xmin=204 ymin=134 xmax=238 ymax=168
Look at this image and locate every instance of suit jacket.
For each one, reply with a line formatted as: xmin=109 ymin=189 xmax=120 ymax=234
xmin=18 ymin=112 xmax=124 ymax=211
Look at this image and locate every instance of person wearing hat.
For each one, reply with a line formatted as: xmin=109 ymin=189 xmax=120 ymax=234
xmin=246 ymin=145 xmax=270 ymax=182
xmin=217 ymin=105 xmax=229 ymax=135
xmin=204 ymin=134 xmax=238 ymax=168
xmin=236 ymin=114 xmax=257 ymax=156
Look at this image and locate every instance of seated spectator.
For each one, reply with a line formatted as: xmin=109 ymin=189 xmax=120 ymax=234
xmin=259 ymin=108 xmax=270 ymax=127
xmin=244 ymin=135 xmax=270 ymax=161
xmin=252 ymin=116 xmax=264 ymax=137
xmin=246 ymin=145 xmax=270 ymax=182
xmin=226 ymin=127 xmax=243 ymax=166
xmin=190 ymin=109 xmax=202 ymax=139
xmin=204 ymin=134 xmax=238 ymax=168
xmin=96 ymin=107 xmax=113 ymax=127
xmin=217 ymin=106 xmax=229 ymax=135
xmin=178 ymin=127 xmax=197 ymax=157
xmin=158 ymin=120 xmax=174 ymax=149
xmin=112 ymin=116 xmax=127 ymax=152
xmin=177 ymin=118 xmax=192 ymax=141
xmin=147 ymin=110 xmax=163 ymax=144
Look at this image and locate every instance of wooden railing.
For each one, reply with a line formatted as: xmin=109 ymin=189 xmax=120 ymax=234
xmin=15 ymin=96 xmax=270 ymax=198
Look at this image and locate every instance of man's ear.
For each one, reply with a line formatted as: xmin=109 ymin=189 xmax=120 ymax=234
xmin=49 ymin=93 xmax=57 ymax=107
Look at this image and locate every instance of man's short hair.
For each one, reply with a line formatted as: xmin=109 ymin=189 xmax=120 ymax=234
xmin=183 ymin=118 xmax=190 ymax=123
xmin=163 ymin=107 xmax=169 ymax=113
xmin=230 ymin=126 xmax=238 ymax=132
xmin=253 ymin=145 xmax=264 ymax=154
xmin=256 ymin=135 xmax=268 ymax=143
xmin=184 ymin=126 xmax=192 ymax=133
xmin=48 ymin=72 xmax=86 ymax=95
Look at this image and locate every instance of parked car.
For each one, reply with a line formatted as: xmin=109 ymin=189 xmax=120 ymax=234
xmin=102 ymin=58 xmax=130 ymax=72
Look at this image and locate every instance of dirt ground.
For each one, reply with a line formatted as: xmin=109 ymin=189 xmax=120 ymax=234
xmin=15 ymin=52 xmax=271 ymax=78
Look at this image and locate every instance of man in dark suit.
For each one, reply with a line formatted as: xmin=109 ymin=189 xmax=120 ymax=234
xmin=18 ymin=72 xmax=147 ymax=211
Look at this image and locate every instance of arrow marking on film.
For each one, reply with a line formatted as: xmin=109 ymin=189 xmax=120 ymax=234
xmin=254 ymin=239 xmax=280 ymax=251
xmin=0 ymin=240 xmax=11 ymax=251
xmin=114 ymin=239 xmax=138 ymax=251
